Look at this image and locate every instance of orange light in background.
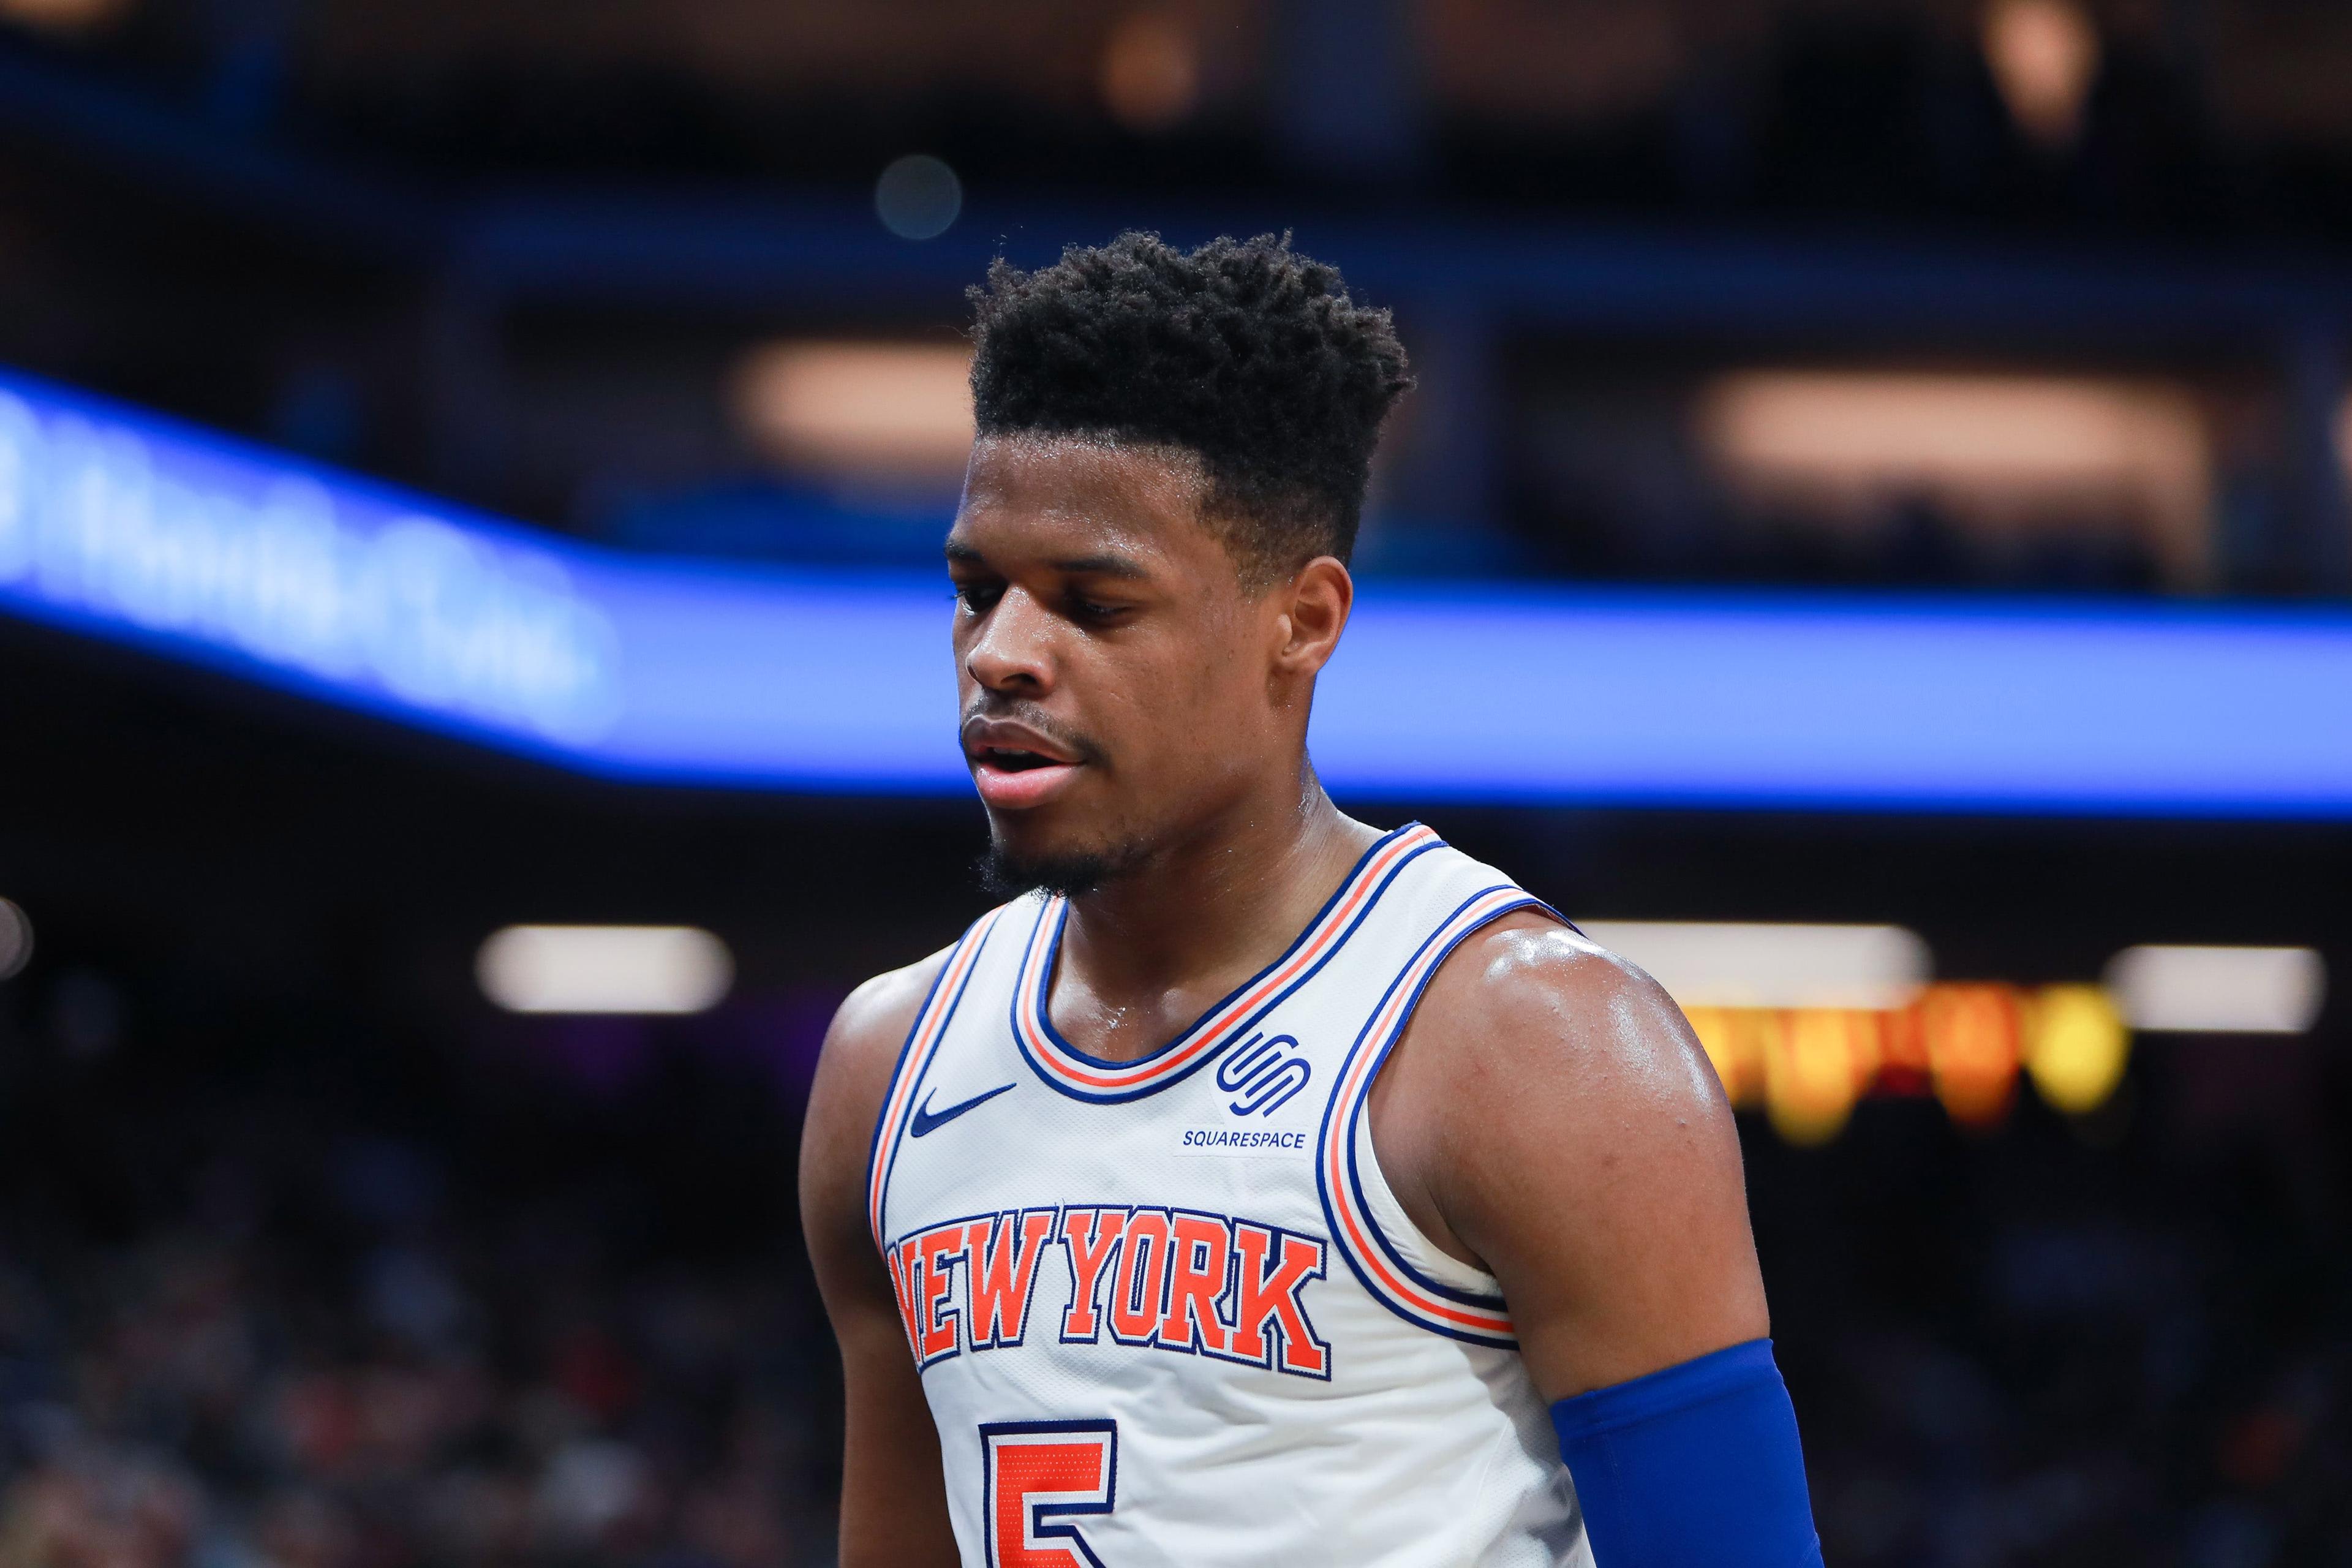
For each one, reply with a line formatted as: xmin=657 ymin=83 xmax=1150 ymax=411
xmin=1684 ymin=1006 xmax=1762 ymax=1109
xmin=1678 ymin=982 xmax=2146 ymax=1140
xmin=1877 ymin=998 xmax=1932 ymax=1095
xmin=2023 ymin=984 xmax=2130 ymax=1115
xmin=1101 ymin=11 xmax=1201 ymax=131
xmin=1819 ymin=1009 xmax=1883 ymax=1094
xmin=1696 ymin=371 xmax=2210 ymax=584
xmin=0 ymin=0 xmax=130 ymax=31
xmin=1922 ymin=984 xmax=2021 ymax=1128
xmin=1763 ymin=1009 xmax=1879 ymax=1146
xmin=731 ymin=342 xmax=974 ymax=489
xmin=1983 ymin=0 xmax=2101 ymax=147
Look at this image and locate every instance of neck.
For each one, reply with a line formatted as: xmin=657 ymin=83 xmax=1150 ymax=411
xmin=1054 ymin=767 xmax=1379 ymax=1049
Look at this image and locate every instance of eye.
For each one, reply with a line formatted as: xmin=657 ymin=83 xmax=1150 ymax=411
xmin=953 ymin=581 xmax=1001 ymax=613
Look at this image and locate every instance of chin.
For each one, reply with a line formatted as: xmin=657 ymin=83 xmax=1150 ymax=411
xmin=978 ymin=818 xmax=1152 ymax=900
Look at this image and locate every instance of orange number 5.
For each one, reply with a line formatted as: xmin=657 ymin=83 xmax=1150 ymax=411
xmin=979 ymin=1420 xmax=1118 ymax=1568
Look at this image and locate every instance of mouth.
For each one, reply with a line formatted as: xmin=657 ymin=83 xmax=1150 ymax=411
xmin=965 ymin=729 xmax=1088 ymax=810
xmin=976 ymin=745 xmax=1063 ymax=774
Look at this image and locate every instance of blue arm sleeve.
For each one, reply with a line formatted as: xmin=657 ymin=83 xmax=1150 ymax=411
xmin=1550 ymin=1338 xmax=1824 ymax=1567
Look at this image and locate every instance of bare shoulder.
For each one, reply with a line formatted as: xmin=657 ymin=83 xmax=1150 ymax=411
xmin=1411 ymin=908 xmax=1728 ymax=1120
xmin=1373 ymin=907 xmax=1765 ymax=1394
xmin=824 ymin=948 xmax=957 ymax=1092
xmin=798 ymin=945 xmax=959 ymax=1249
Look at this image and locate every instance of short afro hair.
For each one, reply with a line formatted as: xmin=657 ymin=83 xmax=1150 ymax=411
xmin=967 ymin=232 xmax=1413 ymax=585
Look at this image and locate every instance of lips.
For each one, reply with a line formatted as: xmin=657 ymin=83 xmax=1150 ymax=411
xmin=963 ymin=718 xmax=1086 ymax=810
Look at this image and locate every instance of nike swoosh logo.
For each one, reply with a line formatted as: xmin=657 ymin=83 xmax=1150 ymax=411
xmin=908 ymin=1082 xmax=1016 ymax=1137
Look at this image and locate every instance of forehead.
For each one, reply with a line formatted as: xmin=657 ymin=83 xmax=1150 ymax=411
xmin=948 ymin=434 xmax=1221 ymax=568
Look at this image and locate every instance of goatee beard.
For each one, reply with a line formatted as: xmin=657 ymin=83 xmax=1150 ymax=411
xmin=977 ymin=835 xmax=1149 ymax=899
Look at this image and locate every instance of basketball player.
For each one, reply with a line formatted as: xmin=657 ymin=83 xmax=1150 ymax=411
xmin=801 ymin=233 xmax=1823 ymax=1566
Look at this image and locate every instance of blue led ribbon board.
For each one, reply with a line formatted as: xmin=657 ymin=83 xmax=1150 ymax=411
xmin=1 ymin=369 xmax=2349 ymax=816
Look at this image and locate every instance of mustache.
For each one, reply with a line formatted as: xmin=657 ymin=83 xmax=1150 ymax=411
xmin=960 ymin=698 xmax=1109 ymax=767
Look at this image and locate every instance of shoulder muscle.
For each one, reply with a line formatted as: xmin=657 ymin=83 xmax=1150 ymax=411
xmin=1370 ymin=910 xmax=1768 ymax=1399
xmin=800 ymin=948 xmax=957 ymax=1266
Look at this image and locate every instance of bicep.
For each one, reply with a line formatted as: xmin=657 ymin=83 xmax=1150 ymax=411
xmin=1406 ymin=929 xmax=1770 ymax=1402
xmin=801 ymin=976 xmax=960 ymax=1568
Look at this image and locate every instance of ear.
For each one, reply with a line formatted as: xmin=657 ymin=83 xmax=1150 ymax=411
xmin=1270 ymin=556 xmax=1354 ymax=679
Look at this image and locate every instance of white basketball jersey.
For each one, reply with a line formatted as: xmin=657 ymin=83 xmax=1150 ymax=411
xmin=867 ymin=823 xmax=1589 ymax=1567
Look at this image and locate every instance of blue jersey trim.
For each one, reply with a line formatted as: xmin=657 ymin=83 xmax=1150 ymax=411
xmin=870 ymin=911 xmax=1002 ymax=1248
xmin=1343 ymin=891 xmax=1570 ymax=1309
xmin=1316 ymin=886 xmax=1562 ymax=1345
xmin=1031 ymin=821 xmax=1427 ymax=1071
xmin=862 ymin=925 xmax=969 ymax=1247
xmin=1009 ymin=824 xmax=1440 ymax=1104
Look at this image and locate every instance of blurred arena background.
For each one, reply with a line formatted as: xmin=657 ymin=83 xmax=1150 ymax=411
xmin=0 ymin=1 xmax=2347 ymax=1564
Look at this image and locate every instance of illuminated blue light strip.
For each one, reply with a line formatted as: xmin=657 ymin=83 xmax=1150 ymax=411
xmin=1317 ymin=590 xmax=2352 ymax=813
xmin=0 ymin=369 xmax=2348 ymax=815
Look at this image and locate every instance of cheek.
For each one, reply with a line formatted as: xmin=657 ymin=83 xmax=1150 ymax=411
xmin=1093 ymin=640 xmax=1233 ymax=761
xmin=1170 ymin=622 xmax=1273 ymax=752
xmin=1199 ymin=612 xmax=1270 ymax=716
xmin=1082 ymin=608 xmax=1271 ymax=773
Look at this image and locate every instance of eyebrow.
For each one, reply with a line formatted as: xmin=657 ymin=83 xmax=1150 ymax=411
xmin=943 ymin=541 xmax=1152 ymax=580
xmin=1049 ymin=552 xmax=1152 ymax=579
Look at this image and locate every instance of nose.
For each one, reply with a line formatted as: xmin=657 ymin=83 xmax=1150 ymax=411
xmin=963 ymin=586 xmax=1057 ymax=696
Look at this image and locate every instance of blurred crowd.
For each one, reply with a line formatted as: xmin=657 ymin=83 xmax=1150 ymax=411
xmin=0 ymin=1003 xmax=843 ymax=1568
xmin=0 ymin=1213 xmax=839 ymax=1568
xmin=0 ymin=1000 xmax=2348 ymax=1568
xmin=1764 ymin=1066 xmax=2352 ymax=1568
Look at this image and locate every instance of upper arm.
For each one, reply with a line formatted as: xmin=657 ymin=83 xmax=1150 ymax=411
xmin=1368 ymin=912 xmax=1770 ymax=1403
xmin=800 ymin=951 xmax=961 ymax=1568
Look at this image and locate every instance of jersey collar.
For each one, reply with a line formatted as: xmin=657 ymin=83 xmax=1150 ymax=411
xmin=1009 ymin=821 xmax=1441 ymax=1103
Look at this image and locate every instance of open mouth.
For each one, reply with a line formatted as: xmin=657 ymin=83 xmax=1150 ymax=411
xmin=968 ymin=739 xmax=1084 ymax=809
xmin=979 ymin=746 xmax=1063 ymax=773
xmin=962 ymin=715 xmax=1089 ymax=809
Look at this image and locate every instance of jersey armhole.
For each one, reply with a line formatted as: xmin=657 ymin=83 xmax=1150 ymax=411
xmin=864 ymin=903 xmax=1012 ymax=1252
xmin=1316 ymin=885 xmax=1554 ymax=1348
xmin=1349 ymin=1111 xmax=1502 ymax=1295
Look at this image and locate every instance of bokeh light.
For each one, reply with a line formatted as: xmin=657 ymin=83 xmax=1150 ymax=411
xmin=1765 ymin=1009 xmax=1877 ymax=1146
xmin=874 ymin=154 xmax=963 ymax=241
xmin=1923 ymin=984 xmax=2022 ymax=1129
xmin=0 ymin=898 xmax=29 ymax=981
xmin=1684 ymin=1005 xmax=1755 ymax=1107
xmin=1101 ymin=11 xmax=1200 ymax=131
xmin=2105 ymin=944 xmax=2326 ymax=1034
xmin=2025 ymin=984 xmax=2131 ymax=1115
xmin=1687 ymin=981 xmax=2152 ymax=1140
xmin=1983 ymin=0 xmax=2101 ymax=147
xmin=477 ymin=926 xmax=734 ymax=1016
xmin=731 ymin=341 xmax=975 ymax=486
xmin=0 ymin=0 xmax=129 ymax=31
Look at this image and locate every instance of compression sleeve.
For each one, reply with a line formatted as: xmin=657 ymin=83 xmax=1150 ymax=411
xmin=1550 ymin=1338 xmax=1824 ymax=1567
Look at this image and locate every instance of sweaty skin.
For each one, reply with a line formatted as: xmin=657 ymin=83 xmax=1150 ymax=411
xmin=799 ymin=434 xmax=1770 ymax=1567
